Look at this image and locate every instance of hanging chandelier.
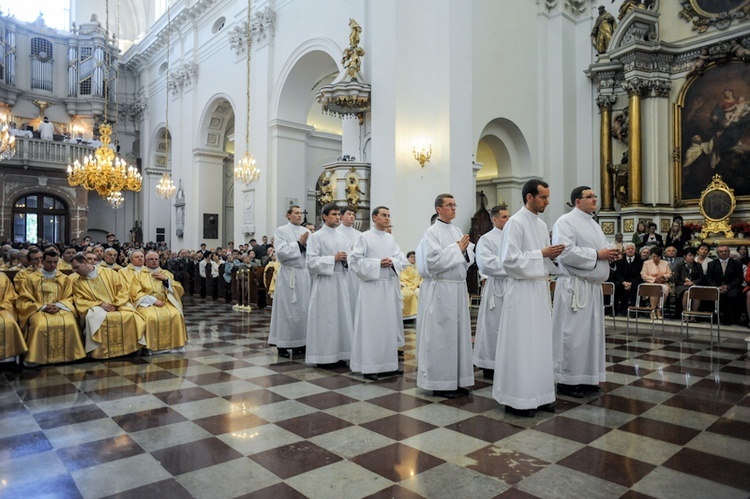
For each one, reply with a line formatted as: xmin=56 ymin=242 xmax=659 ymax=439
xmin=156 ymin=0 xmax=177 ymax=199
xmin=106 ymin=190 xmax=124 ymax=209
xmin=234 ymin=0 xmax=260 ymax=186
xmin=156 ymin=172 xmax=177 ymax=198
xmin=67 ymin=0 xmax=142 ymax=202
xmin=0 ymin=115 xmax=15 ymax=161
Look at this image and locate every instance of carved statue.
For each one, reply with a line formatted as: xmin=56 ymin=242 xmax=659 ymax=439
xmin=611 ymin=108 xmax=629 ymax=143
xmin=608 ymin=150 xmax=629 ymax=205
xmin=341 ymin=19 xmax=366 ymax=80
xmin=729 ymin=39 xmax=750 ymax=63
xmin=346 ymin=176 xmax=364 ymax=210
xmin=349 ymin=18 xmax=362 ymax=48
xmin=617 ymin=0 xmax=643 ymax=21
xmin=591 ymin=6 xmax=616 ymax=54
xmin=686 ymin=47 xmax=711 ymax=78
xmin=317 ymin=174 xmax=333 ymax=206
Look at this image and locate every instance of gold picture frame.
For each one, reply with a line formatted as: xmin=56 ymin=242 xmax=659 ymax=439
xmin=698 ymin=174 xmax=735 ymax=238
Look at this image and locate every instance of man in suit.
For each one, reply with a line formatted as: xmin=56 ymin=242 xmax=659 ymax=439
xmin=614 ymin=242 xmax=643 ymax=315
xmin=706 ymin=245 xmax=743 ymax=324
xmin=664 ymin=246 xmax=683 ymax=273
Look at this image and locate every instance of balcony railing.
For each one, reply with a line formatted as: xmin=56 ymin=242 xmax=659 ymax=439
xmin=2 ymin=137 xmax=96 ymax=171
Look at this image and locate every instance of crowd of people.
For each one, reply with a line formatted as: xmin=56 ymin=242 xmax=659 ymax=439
xmin=2 ymin=183 xmax=748 ymax=417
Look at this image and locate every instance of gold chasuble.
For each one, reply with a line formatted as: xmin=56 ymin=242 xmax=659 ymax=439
xmin=0 ymin=272 xmax=28 ymax=360
xmin=57 ymin=260 xmax=72 ymax=271
xmin=17 ymin=270 xmax=86 ymax=364
xmin=130 ymin=268 xmax=187 ymax=352
xmin=400 ymin=264 xmax=422 ymax=318
xmin=118 ymin=264 xmax=143 ymax=288
xmin=73 ymin=267 xmax=145 ymax=359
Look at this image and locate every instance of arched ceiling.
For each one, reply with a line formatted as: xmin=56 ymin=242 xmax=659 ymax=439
xmin=73 ymin=0 xmax=153 ymax=45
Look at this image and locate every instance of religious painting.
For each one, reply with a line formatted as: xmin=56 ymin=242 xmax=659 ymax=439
xmin=690 ymin=0 xmax=750 ymax=15
xmin=203 ymin=213 xmax=218 ymax=239
xmin=676 ymin=62 xmax=750 ymax=201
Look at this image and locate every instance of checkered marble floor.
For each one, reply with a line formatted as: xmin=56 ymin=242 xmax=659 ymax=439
xmin=1 ymin=297 xmax=749 ymax=499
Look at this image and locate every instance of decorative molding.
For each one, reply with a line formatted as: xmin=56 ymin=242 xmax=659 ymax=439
xmin=537 ymin=0 xmax=593 ymax=16
xmin=168 ymin=62 xmax=198 ymax=94
xmin=596 ymin=93 xmax=617 ymax=109
xmin=228 ymin=22 xmax=249 ymax=56
xmin=251 ymin=7 xmax=276 ymax=44
xmin=621 ymin=77 xmax=649 ymax=96
xmin=128 ymin=97 xmax=147 ymax=118
xmin=678 ymin=0 xmax=750 ymax=33
xmin=621 ymin=76 xmax=671 ymax=98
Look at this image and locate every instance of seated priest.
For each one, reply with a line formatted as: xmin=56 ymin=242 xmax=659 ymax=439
xmin=13 ymin=248 xmax=43 ymax=292
xmin=400 ymin=251 xmax=422 ymax=319
xmin=57 ymin=246 xmax=77 ymax=271
xmin=71 ymin=254 xmax=146 ymax=359
xmin=130 ymin=251 xmax=187 ymax=353
xmin=119 ymin=250 xmax=146 ymax=287
xmin=101 ymin=248 xmax=123 ymax=270
xmin=16 ymin=250 xmax=86 ymax=365
xmin=0 ymin=271 xmax=29 ymax=364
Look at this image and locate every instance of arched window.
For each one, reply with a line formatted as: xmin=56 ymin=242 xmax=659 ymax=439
xmin=12 ymin=193 xmax=68 ymax=244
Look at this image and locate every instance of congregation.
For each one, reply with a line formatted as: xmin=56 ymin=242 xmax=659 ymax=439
xmin=2 ymin=179 xmax=748 ymax=420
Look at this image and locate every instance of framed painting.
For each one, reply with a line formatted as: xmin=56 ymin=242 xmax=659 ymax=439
xmin=675 ymin=62 xmax=750 ymax=202
xmin=690 ymin=0 xmax=750 ymax=15
xmin=203 ymin=213 xmax=218 ymax=239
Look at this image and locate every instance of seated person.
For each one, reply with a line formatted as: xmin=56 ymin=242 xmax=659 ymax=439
xmin=706 ymin=245 xmax=743 ymax=324
xmin=16 ymin=250 xmax=86 ymax=365
xmin=663 ymin=246 xmax=683 ymax=272
xmin=130 ymin=251 xmax=187 ymax=353
xmin=671 ymin=247 xmax=704 ymax=316
xmin=639 ymin=246 xmax=650 ymax=261
xmin=119 ymin=249 xmax=145 ymax=285
xmin=0 ymin=271 xmax=29 ymax=363
xmin=101 ymin=248 xmax=122 ymax=270
xmin=13 ymin=248 xmax=43 ymax=292
xmin=614 ymin=242 xmax=643 ymax=314
xmin=71 ymin=254 xmax=146 ymax=359
xmin=640 ymin=246 xmax=672 ymax=319
xmin=57 ymin=246 xmax=77 ymax=271
xmin=400 ymin=251 xmax=422 ymax=319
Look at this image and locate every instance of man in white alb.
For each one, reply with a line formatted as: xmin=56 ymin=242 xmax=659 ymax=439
xmin=350 ymin=206 xmax=408 ymax=380
xmin=305 ymin=203 xmax=353 ymax=367
xmin=268 ymin=205 xmax=311 ymax=357
xmin=492 ymin=179 xmax=564 ymax=417
xmin=551 ymin=186 xmax=618 ymax=398
xmin=473 ymin=204 xmax=510 ymax=380
xmin=416 ymin=194 xmax=475 ymax=399
xmin=337 ymin=205 xmax=362 ymax=317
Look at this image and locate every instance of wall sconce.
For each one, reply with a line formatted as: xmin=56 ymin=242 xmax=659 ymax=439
xmin=412 ymin=143 xmax=432 ymax=168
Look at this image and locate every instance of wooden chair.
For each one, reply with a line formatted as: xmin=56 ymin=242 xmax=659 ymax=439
xmin=602 ymin=282 xmax=616 ymax=329
xmin=680 ymin=286 xmax=721 ymax=346
xmin=626 ymin=283 xmax=665 ymax=337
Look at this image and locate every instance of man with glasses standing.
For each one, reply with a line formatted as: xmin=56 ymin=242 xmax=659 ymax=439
xmin=551 ymin=187 xmax=618 ymax=398
xmin=416 ymin=194 xmax=475 ymax=399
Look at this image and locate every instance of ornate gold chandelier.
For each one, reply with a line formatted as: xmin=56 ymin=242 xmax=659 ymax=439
xmin=234 ymin=0 xmax=260 ymax=186
xmin=0 ymin=115 xmax=16 ymax=161
xmin=156 ymin=0 xmax=177 ymax=199
xmin=67 ymin=0 xmax=142 ymax=204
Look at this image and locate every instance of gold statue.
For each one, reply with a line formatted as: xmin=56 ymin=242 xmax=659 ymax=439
xmin=341 ymin=19 xmax=365 ymax=80
xmin=346 ymin=175 xmax=364 ymax=210
xmin=591 ymin=6 xmax=616 ymax=54
xmin=317 ymin=173 xmax=334 ymax=206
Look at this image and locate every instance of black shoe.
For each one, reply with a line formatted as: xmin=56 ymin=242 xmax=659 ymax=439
xmin=537 ymin=403 xmax=556 ymax=413
xmin=380 ymin=370 xmax=404 ymax=378
xmin=291 ymin=346 xmax=306 ymax=356
xmin=433 ymin=390 xmax=466 ymax=399
xmin=276 ymin=348 xmax=291 ymax=358
xmin=397 ymin=350 xmax=405 ymax=357
xmin=317 ymin=362 xmax=346 ymax=369
xmin=578 ymin=384 xmax=601 ymax=393
xmin=482 ymin=368 xmax=494 ymax=380
xmin=557 ymin=383 xmax=584 ymax=398
xmin=505 ymin=406 xmax=536 ymax=417
xmin=363 ymin=373 xmax=378 ymax=381
xmin=457 ymin=386 xmax=471 ymax=394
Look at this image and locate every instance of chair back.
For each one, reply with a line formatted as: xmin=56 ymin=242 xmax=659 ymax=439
xmin=686 ymin=286 xmax=720 ymax=313
xmin=602 ymin=282 xmax=614 ymax=297
xmin=637 ymin=283 xmax=663 ymax=298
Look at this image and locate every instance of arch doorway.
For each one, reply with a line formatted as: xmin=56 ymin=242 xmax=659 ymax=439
xmin=12 ymin=193 xmax=69 ymax=244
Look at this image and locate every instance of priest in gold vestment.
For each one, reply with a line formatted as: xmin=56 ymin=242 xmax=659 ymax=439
xmin=13 ymin=248 xmax=43 ymax=292
xmin=130 ymin=251 xmax=187 ymax=353
xmin=0 ymin=271 xmax=28 ymax=361
xmin=71 ymin=255 xmax=146 ymax=359
xmin=400 ymin=251 xmax=422 ymax=318
xmin=119 ymin=250 xmax=145 ymax=287
xmin=17 ymin=251 xmax=86 ymax=365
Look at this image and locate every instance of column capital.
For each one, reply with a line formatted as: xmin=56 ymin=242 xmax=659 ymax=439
xmin=596 ymin=94 xmax=617 ymax=110
xmin=622 ymin=77 xmax=648 ymax=97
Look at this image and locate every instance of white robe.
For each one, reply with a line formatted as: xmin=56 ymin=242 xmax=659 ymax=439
xmin=492 ymin=206 xmax=558 ymax=409
xmin=337 ymin=224 xmax=362 ymax=319
xmin=268 ymin=222 xmax=311 ymax=348
xmin=415 ymin=220 xmax=475 ymax=391
xmin=305 ymin=225 xmax=353 ymax=363
xmin=350 ymin=228 xmax=408 ymax=374
xmin=38 ymin=120 xmax=54 ymax=140
xmin=473 ymin=227 xmax=507 ymax=369
xmin=551 ymin=207 xmax=609 ymax=385
xmin=414 ymin=237 xmax=431 ymax=352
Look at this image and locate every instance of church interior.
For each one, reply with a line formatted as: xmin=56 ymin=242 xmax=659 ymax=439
xmin=1 ymin=0 xmax=750 ymax=497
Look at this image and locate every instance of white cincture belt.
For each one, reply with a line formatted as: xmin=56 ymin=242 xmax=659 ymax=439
xmin=486 ymin=276 xmax=507 ymax=310
xmin=557 ymin=275 xmax=591 ymax=312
